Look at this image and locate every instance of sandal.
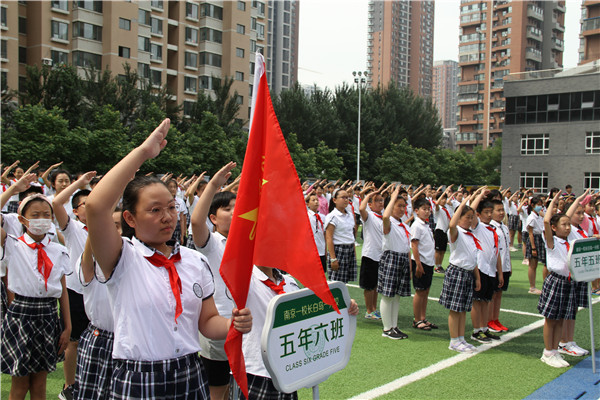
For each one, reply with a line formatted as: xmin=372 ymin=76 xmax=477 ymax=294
xmin=412 ymin=320 xmax=431 ymax=331
xmin=423 ymin=319 xmax=438 ymax=329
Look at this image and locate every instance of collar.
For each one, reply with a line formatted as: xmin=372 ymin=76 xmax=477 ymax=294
xmin=332 ymin=208 xmax=348 ymax=217
xmin=213 ymin=230 xmax=228 ymax=244
xmin=307 ymin=209 xmax=317 ymax=217
xmin=555 ymin=236 xmax=569 ymax=246
xmin=252 ymin=266 xmax=283 ymax=284
xmin=414 ymin=216 xmax=426 ymax=225
xmin=22 ymin=232 xmax=52 ymax=246
xmin=132 ymin=236 xmax=180 ymax=258
xmin=490 ymin=220 xmax=503 ymax=229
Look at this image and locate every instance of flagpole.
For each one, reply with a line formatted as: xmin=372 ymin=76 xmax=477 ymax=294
xmin=353 ymin=71 xmax=368 ymax=183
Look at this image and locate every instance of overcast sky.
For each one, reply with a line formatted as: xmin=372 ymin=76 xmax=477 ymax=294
xmin=297 ymin=0 xmax=583 ymax=90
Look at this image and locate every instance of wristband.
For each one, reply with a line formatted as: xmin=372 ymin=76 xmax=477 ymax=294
xmin=330 ymin=258 xmax=338 ymax=262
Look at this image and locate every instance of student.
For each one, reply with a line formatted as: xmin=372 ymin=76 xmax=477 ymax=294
xmin=538 ymin=193 xmax=575 ymax=368
xmin=306 ymin=192 xmax=327 ymax=273
xmin=0 ymin=193 xmax=72 ymax=400
xmin=488 ymin=199 xmax=512 ymax=333
xmin=325 ymin=189 xmax=357 ymax=284
xmin=518 ymin=195 xmax=530 ymax=265
xmin=439 ymin=194 xmax=481 ymax=352
xmin=359 ymin=187 xmax=385 ymax=320
xmin=192 ymin=162 xmax=239 ymax=400
xmin=469 ymin=190 xmax=503 ymax=343
xmin=504 ymin=191 xmax=520 ymax=251
xmin=46 ymin=169 xmax=74 ymax=218
xmin=184 ymin=172 xmax=207 ymax=248
xmin=410 ymin=196 xmax=438 ymax=331
xmin=525 ymin=196 xmax=546 ymax=294
xmin=433 ymin=186 xmax=454 ymax=274
xmin=85 ymin=119 xmax=252 ymax=399
xmin=378 ymin=185 xmax=412 ymax=339
xmin=166 ymin=178 xmax=188 ymax=244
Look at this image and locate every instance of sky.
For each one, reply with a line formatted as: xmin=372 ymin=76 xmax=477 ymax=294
xmin=297 ymin=0 xmax=583 ymax=91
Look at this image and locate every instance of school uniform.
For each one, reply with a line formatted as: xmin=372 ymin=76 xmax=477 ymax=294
xmin=538 ymin=237 xmax=577 ymax=320
xmin=439 ymin=227 xmax=480 ymax=312
xmin=491 ymin=220 xmax=511 ymax=291
xmin=525 ymin=212 xmax=546 ymax=264
xmin=410 ymin=216 xmax=435 ymax=291
xmin=519 ymin=206 xmax=529 ymax=239
xmin=585 ymin=213 xmax=599 ymax=237
xmin=378 ymin=216 xmax=412 ymax=297
xmin=102 ymin=237 xmax=214 ymax=399
xmin=307 ymin=209 xmax=327 ymax=272
xmin=472 ymin=221 xmax=500 ymax=302
xmin=325 ymin=208 xmax=356 ymax=283
xmin=6 ymin=178 xmax=20 ymax=213
xmin=360 ymin=210 xmax=384 ymax=291
xmin=505 ymin=200 xmax=520 ymax=232
xmin=568 ymin=226 xmax=590 ymax=310
xmin=426 ymin=197 xmax=436 ymax=231
xmin=171 ymin=196 xmax=188 ymax=243
xmin=434 ymin=205 xmax=453 ymax=251
xmin=1 ymin=212 xmax=61 ymax=243
xmin=1 ymin=233 xmax=70 ymax=376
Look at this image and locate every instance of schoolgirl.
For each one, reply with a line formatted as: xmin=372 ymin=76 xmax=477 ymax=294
xmin=538 ymin=192 xmax=575 ymax=368
xmin=166 ymin=178 xmax=189 ymax=244
xmin=525 ymin=196 xmax=546 ymax=294
xmin=85 ymin=118 xmax=252 ymax=399
xmin=378 ymin=185 xmax=412 ymax=339
xmin=517 ymin=195 xmax=530 ymax=265
xmin=0 ymin=194 xmax=72 ymax=399
xmin=438 ymin=194 xmax=481 ymax=353
xmin=184 ymin=172 xmax=207 ymax=248
xmin=325 ymin=188 xmax=357 ymax=283
xmin=504 ymin=191 xmax=520 ymax=251
xmin=433 ymin=186 xmax=454 ymax=274
xmin=45 ymin=169 xmax=74 ymax=218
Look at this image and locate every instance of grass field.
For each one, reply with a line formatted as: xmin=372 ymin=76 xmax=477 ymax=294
xmin=2 ymin=239 xmax=599 ymax=399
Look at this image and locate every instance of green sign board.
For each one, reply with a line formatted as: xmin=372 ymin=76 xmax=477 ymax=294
xmin=569 ymin=238 xmax=600 ymax=282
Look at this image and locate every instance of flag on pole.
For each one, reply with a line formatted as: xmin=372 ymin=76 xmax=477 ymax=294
xmin=220 ymin=53 xmax=340 ymax=398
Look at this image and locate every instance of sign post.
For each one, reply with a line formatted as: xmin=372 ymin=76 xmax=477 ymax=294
xmin=261 ymin=281 xmax=356 ymax=397
xmin=568 ymin=238 xmax=600 ymax=374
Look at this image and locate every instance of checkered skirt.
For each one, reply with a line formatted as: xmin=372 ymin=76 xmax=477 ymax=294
xmin=110 ymin=353 xmax=209 ymax=399
xmin=230 ymin=373 xmax=298 ymax=400
xmin=438 ymin=264 xmax=475 ymax=312
xmin=537 ymin=272 xmax=577 ymax=320
xmin=74 ymin=324 xmax=115 ymax=400
xmin=328 ymin=244 xmax=357 ymax=283
xmin=377 ymin=251 xmax=411 ymax=298
xmin=507 ymin=215 xmax=520 ymax=232
xmin=525 ymin=233 xmax=546 ymax=264
xmin=574 ymin=281 xmax=589 ymax=308
xmin=1 ymin=295 xmax=63 ymax=376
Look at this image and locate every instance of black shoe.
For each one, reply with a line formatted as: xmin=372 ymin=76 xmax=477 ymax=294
xmin=59 ymin=385 xmax=74 ymax=400
xmin=434 ymin=266 xmax=445 ymax=274
xmin=382 ymin=329 xmax=404 ymax=340
xmin=393 ymin=327 xmax=409 ymax=339
xmin=483 ymin=330 xmax=501 ymax=341
xmin=471 ymin=331 xmax=492 ymax=343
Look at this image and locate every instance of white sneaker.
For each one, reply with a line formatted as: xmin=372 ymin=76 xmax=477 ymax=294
xmin=554 ymin=353 xmax=570 ymax=367
xmin=558 ymin=342 xmax=587 ymax=356
xmin=570 ymin=342 xmax=590 ymax=356
xmin=509 ymin=246 xmax=518 ymax=252
xmin=449 ymin=341 xmax=476 ymax=353
xmin=541 ymin=353 xmax=568 ymax=368
xmin=522 ymin=259 xmax=529 ymax=265
xmin=460 ymin=340 xmax=477 ymax=352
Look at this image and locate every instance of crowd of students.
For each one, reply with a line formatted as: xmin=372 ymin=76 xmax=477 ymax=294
xmin=0 ymin=118 xmax=598 ymax=399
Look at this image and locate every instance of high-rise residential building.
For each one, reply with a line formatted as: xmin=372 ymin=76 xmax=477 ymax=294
xmin=579 ymin=0 xmax=600 ymax=65
xmin=432 ymin=60 xmax=459 ymax=130
xmin=266 ymin=0 xmax=299 ymax=94
xmin=0 ymin=0 xmax=298 ymax=121
xmin=367 ymin=0 xmax=434 ymax=97
xmin=457 ymin=0 xmax=565 ymax=152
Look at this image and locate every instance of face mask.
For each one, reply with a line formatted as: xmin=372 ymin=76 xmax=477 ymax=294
xmin=38 ymin=178 xmax=44 ymax=184
xmin=24 ymin=218 xmax=53 ymax=236
xmin=533 ymin=206 xmax=543 ymax=213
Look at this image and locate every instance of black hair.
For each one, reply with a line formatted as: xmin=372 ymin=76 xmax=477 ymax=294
xmin=565 ymin=184 xmax=572 ymax=189
xmin=50 ymin=169 xmax=72 ymax=185
xmin=527 ymin=196 xmax=543 ymax=215
xmin=550 ymin=213 xmax=569 ymax=229
xmin=305 ymin=193 xmax=318 ymax=204
xmin=20 ymin=198 xmax=53 ymax=224
xmin=486 ymin=189 xmax=502 ymax=200
xmin=477 ymin=200 xmax=495 ymax=213
xmin=435 ymin=191 xmax=446 ymax=201
xmin=460 ymin=205 xmax=474 ymax=217
xmin=413 ymin=197 xmax=430 ymax=211
xmin=72 ymin=189 xmax=91 ymax=210
xmin=121 ymin=175 xmax=168 ymax=239
xmin=18 ymin=185 xmax=44 ymax=201
xmin=328 ymin=189 xmax=347 ymax=213
xmin=384 ymin=194 xmax=406 ymax=208
xmin=489 ymin=199 xmax=504 ymax=209
xmin=209 ymin=191 xmax=236 ymax=218
xmin=90 ymin=176 xmax=101 ymax=186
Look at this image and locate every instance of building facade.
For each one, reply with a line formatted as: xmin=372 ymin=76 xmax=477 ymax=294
xmin=500 ymin=66 xmax=600 ymax=195
xmin=367 ymin=0 xmax=434 ymax=97
xmin=432 ymin=60 xmax=459 ymax=130
xmin=457 ymin=0 xmax=565 ymax=152
xmin=0 ymin=0 xmax=298 ymax=121
xmin=579 ymin=0 xmax=600 ymax=65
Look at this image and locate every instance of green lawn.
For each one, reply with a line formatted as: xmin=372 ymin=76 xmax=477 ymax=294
xmin=3 ymin=240 xmax=599 ymax=399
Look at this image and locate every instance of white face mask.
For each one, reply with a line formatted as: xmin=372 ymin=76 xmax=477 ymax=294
xmin=24 ymin=218 xmax=53 ymax=236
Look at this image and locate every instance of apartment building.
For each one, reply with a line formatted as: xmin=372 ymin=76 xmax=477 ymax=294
xmin=432 ymin=60 xmax=459 ymax=130
xmin=457 ymin=0 xmax=565 ymax=152
xmin=0 ymin=0 xmax=298 ymax=121
xmin=579 ymin=0 xmax=600 ymax=65
xmin=367 ymin=0 xmax=434 ymax=97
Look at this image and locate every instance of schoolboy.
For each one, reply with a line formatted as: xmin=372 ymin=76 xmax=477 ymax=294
xmin=488 ymin=199 xmax=511 ymax=332
xmin=359 ymin=189 xmax=384 ymax=320
xmin=433 ymin=186 xmax=454 ymax=274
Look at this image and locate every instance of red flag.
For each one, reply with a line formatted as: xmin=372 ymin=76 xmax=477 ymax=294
xmin=220 ymin=53 xmax=339 ymax=398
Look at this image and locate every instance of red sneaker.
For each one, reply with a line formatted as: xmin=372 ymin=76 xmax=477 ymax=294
xmin=495 ymin=320 xmax=509 ymax=332
xmin=487 ymin=320 xmax=501 ymax=333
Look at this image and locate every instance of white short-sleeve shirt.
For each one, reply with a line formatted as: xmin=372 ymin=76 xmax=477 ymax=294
xmin=491 ymin=220 xmax=511 ymax=272
xmin=324 ymin=208 xmax=355 ymax=245
xmin=307 ymin=209 xmax=326 ymax=256
xmin=434 ymin=205 xmax=453 ymax=232
xmin=525 ymin=212 xmax=544 ymax=235
xmin=545 ymin=236 xmax=570 ymax=277
xmin=76 ymin=256 xmax=114 ymax=332
xmin=410 ymin=216 xmax=434 ymax=265
xmin=61 ymin=217 xmax=87 ymax=294
xmin=361 ymin=210 xmax=383 ymax=262
xmin=473 ymin=221 xmax=499 ymax=277
xmin=2 ymin=233 xmax=70 ymax=298
xmin=383 ymin=216 xmax=411 ymax=254
xmin=568 ymin=225 xmax=588 ymax=242
xmin=448 ymin=227 xmax=479 ymax=271
xmin=107 ymin=237 xmax=214 ymax=361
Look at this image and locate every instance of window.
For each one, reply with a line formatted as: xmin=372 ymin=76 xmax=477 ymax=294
xmin=150 ymin=43 xmax=162 ymax=61
xmin=201 ymin=4 xmax=223 ymax=19
xmin=51 ymin=1 xmax=68 ymax=11
xmin=251 ymin=17 xmax=256 ymax=30
xmin=151 ymin=17 xmax=163 ymax=35
xmin=150 ymin=69 xmax=161 ymax=86
xmin=184 ymin=51 xmax=197 ymax=68
xmin=199 ymin=52 xmax=221 ymax=67
xmin=184 ymin=76 xmax=197 ymax=93
xmin=521 ymin=133 xmax=549 ymax=155
xmin=51 ymin=20 xmax=69 ymax=40
xmin=236 ymin=48 xmax=244 ymax=58
xmin=137 ymin=62 xmax=150 ymax=79
xmin=119 ymin=18 xmax=131 ymax=31
xmin=235 ymin=95 xmax=243 ymax=105
xmin=73 ymin=22 xmax=102 ymax=41
xmin=183 ymin=100 xmax=195 ymax=116
xmin=586 ymin=132 xmax=600 ymax=154
xmin=1 ymin=7 xmax=7 ymax=28
xmin=185 ymin=27 xmax=198 ymax=44
xmin=257 ymin=23 xmax=265 ymax=38
xmin=119 ymin=46 xmax=130 ymax=58
xmin=72 ymin=51 xmax=101 ymax=69
xmin=19 ymin=17 xmax=26 ymax=34
xmin=1 ymin=71 xmax=7 ymax=94
xmin=237 ymin=1 xmax=246 ymax=11
xmin=235 ymin=71 xmax=244 ymax=81
xmin=0 ymin=39 xmax=7 ymax=59
xmin=138 ymin=9 xmax=151 ymax=26
xmin=138 ymin=36 xmax=150 ymax=52
xmin=520 ymin=172 xmax=548 ymax=193
xmin=18 ymin=46 xmax=26 ymax=63
xmin=151 ymin=0 xmax=163 ymax=10
xmin=250 ymin=62 xmax=255 ymax=75
xmin=199 ymin=75 xmax=220 ymax=90
xmin=51 ymin=50 xmax=68 ymax=65
xmin=75 ymin=1 xmax=102 ymax=12
xmin=584 ymin=172 xmax=600 ymax=191
xmin=186 ymin=2 xmax=198 ymax=19
xmin=236 ymin=24 xmax=245 ymax=34
xmin=250 ymin=40 xmax=256 ymax=52
xmin=200 ymin=28 xmax=222 ymax=43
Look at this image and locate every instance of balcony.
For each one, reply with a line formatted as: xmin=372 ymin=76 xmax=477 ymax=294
xmin=582 ymin=16 xmax=600 ymax=34
xmin=554 ymin=3 xmax=565 ymax=13
xmin=526 ymin=26 xmax=542 ymax=41
xmin=526 ymin=47 xmax=542 ymax=62
xmin=554 ymin=22 xmax=565 ymax=32
xmin=527 ymin=5 xmax=543 ymax=21
xmin=551 ymin=37 xmax=564 ymax=51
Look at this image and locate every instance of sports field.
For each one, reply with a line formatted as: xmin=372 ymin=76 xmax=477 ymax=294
xmin=2 ymin=244 xmax=599 ymax=399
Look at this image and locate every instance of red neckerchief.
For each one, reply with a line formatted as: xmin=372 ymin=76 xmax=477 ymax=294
xmin=373 ymin=212 xmax=383 ymax=219
xmin=485 ymin=224 xmax=499 ymax=252
xmin=398 ymin=221 xmax=411 ymax=240
xmin=145 ymin=251 xmax=183 ymax=323
xmin=589 ymin=217 xmax=598 ymax=235
xmin=577 ymin=226 xmax=588 ymax=238
xmin=350 ymin=202 xmax=355 ymax=215
xmin=464 ymin=231 xmax=483 ymax=251
xmin=18 ymin=235 xmax=53 ymax=291
xmin=442 ymin=207 xmax=451 ymax=221
xmin=563 ymin=239 xmax=571 ymax=281
xmin=83 ymin=226 xmax=88 ymax=232
xmin=262 ymin=278 xmax=285 ymax=294
xmin=314 ymin=212 xmax=324 ymax=231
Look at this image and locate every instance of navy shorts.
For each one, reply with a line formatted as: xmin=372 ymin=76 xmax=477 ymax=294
xmin=473 ymin=273 xmax=496 ymax=302
xmin=411 ymin=260 xmax=433 ymax=291
xmin=434 ymin=229 xmax=448 ymax=251
xmin=359 ymin=256 xmax=380 ymax=290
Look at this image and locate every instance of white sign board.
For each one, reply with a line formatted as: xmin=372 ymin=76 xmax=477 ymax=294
xmin=568 ymin=238 xmax=600 ymax=282
xmin=261 ymin=281 xmax=356 ymax=393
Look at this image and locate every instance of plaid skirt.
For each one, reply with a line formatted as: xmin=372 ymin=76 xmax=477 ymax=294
xmin=428 ymin=214 xmax=436 ymax=232
xmin=507 ymin=215 xmax=520 ymax=232
xmin=377 ymin=251 xmax=411 ymax=298
xmin=575 ymin=281 xmax=589 ymax=308
xmin=230 ymin=374 xmax=298 ymax=400
xmin=525 ymin=233 xmax=546 ymax=264
xmin=438 ymin=264 xmax=475 ymax=312
xmin=537 ymin=272 xmax=577 ymax=320
xmin=1 ymin=279 xmax=7 ymax=318
xmin=1 ymin=295 xmax=63 ymax=376
xmin=328 ymin=244 xmax=357 ymax=283
xmin=110 ymin=353 xmax=209 ymax=400
xmin=74 ymin=324 xmax=115 ymax=400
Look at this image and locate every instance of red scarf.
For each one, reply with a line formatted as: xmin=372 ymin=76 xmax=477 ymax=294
xmin=485 ymin=225 xmax=499 ymax=252
xmin=577 ymin=227 xmax=588 ymax=238
xmin=564 ymin=240 xmax=571 ymax=280
xmin=398 ymin=221 xmax=411 ymax=240
xmin=442 ymin=207 xmax=451 ymax=221
xmin=314 ymin=213 xmax=324 ymax=231
xmin=262 ymin=278 xmax=286 ymax=294
xmin=145 ymin=251 xmax=183 ymax=323
xmin=464 ymin=231 xmax=483 ymax=251
xmin=589 ymin=217 xmax=598 ymax=235
xmin=18 ymin=235 xmax=53 ymax=291
xmin=373 ymin=212 xmax=383 ymax=219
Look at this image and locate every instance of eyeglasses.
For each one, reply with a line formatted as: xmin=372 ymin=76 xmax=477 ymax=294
xmin=144 ymin=203 xmax=180 ymax=218
xmin=74 ymin=202 xmax=86 ymax=209
xmin=337 ymin=196 xmax=349 ymax=200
